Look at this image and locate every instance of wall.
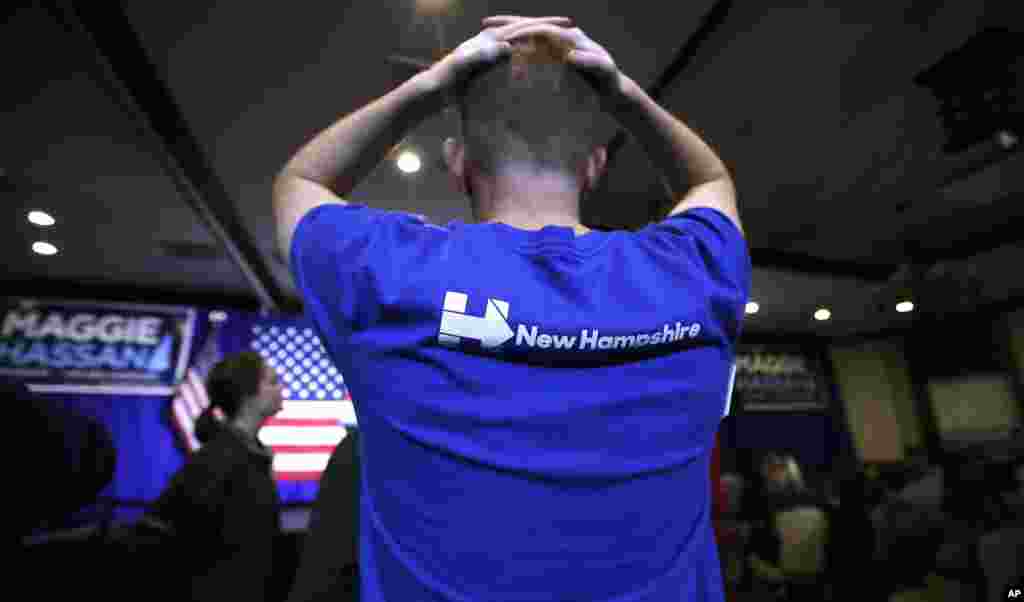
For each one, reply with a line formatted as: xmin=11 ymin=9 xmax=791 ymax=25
xmin=914 ymin=311 xmax=1021 ymax=441
xmin=829 ymin=339 xmax=918 ymax=462
xmin=928 ymin=374 xmax=1017 ymax=435
xmin=879 ymin=339 xmax=922 ymax=450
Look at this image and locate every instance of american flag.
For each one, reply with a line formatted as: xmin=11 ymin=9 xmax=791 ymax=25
xmin=170 ymin=321 xmax=357 ymax=481
xmin=250 ymin=324 xmax=356 ymax=481
xmin=169 ymin=323 xmax=221 ymax=453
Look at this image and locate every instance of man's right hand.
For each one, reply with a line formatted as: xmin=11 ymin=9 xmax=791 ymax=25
xmin=485 ymin=17 xmax=632 ymax=106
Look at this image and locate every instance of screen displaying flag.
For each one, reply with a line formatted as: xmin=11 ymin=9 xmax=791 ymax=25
xmin=170 ymin=321 xmax=357 ymax=481
xmin=250 ymin=324 xmax=356 ymax=481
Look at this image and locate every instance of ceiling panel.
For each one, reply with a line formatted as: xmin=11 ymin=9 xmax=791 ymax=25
xmin=948 ymin=243 xmax=1024 ymax=307
xmin=0 ymin=4 xmax=251 ymax=298
xmin=744 ymin=268 xmax=912 ymax=338
xmin=652 ymin=1 xmax=1006 ymax=264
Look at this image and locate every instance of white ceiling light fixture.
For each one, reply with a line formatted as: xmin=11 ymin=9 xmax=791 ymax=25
xmin=996 ymin=129 xmax=1018 ymax=150
xmin=415 ymin=0 xmax=456 ymax=15
xmin=814 ymin=308 xmax=831 ymax=321
xmin=28 ymin=210 xmax=56 ymax=226
xmin=32 ymin=241 xmax=58 ymax=256
xmin=745 ymin=301 xmax=759 ymax=315
xmin=209 ymin=310 xmax=228 ymax=323
xmin=396 ymin=150 xmax=422 ymax=174
xmin=896 ymin=300 xmax=915 ymax=313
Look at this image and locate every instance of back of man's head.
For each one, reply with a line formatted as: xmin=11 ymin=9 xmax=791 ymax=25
xmin=455 ymin=35 xmax=603 ymax=176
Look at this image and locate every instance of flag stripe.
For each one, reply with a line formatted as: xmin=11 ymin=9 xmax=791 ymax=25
xmin=171 ymin=402 xmax=194 ymax=438
xmin=276 ymin=471 xmax=327 ymax=481
xmin=170 ymin=400 xmax=200 ymax=452
xmin=264 ymin=418 xmax=345 ymax=428
xmin=276 ymin=400 xmax=354 ymax=420
xmin=267 ymin=444 xmax=341 ymax=454
xmin=180 ymin=387 xmax=201 ymax=419
xmin=273 ymin=452 xmax=334 ymax=473
xmin=187 ymin=371 xmax=210 ymax=408
xmin=259 ymin=425 xmax=348 ymax=447
xmin=195 ymin=374 xmax=210 ymax=405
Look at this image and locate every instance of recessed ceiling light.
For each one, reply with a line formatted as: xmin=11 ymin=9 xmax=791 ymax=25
xmin=28 ymin=210 xmax=55 ymax=226
xmin=415 ymin=0 xmax=455 ymax=15
xmin=32 ymin=241 xmax=58 ymax=256
xmin=814 ymin=308 xmax=831 ymax=321
xmin=745 ymin=301 xmax=759 ymax=315
xmin=209 ymin=310 xmax=228 ymax=323
xmin=997 ymin=130 xmax=1018 ymax=150
xmin=396 ymin=151 xmax=422 ymax=174
xmin=896 ymin=300 xmax=915 ymax=313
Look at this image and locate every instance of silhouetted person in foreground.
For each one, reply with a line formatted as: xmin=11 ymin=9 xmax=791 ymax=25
xmin=287 ymin=428 xmax=361 ymax=602
xmin=10 ymin=378 xmax=116 ymax=541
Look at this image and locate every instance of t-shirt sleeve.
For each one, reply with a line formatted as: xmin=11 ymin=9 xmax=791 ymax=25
xmin=642 ymin=207 xmax=752 ymax=341
xmin=289 ymin=203 xmax=440 ymax=342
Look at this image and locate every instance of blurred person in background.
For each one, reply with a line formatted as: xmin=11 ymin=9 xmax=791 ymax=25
xmin=133 ymin=351 xmax=284 ymax=602
xmin=744 ymin=453 xmax=832 ymax=599
xmin=746 ymin=453 xmax=824 ymax=547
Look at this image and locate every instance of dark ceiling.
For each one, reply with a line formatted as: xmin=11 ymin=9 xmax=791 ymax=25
xmin=2 ymin=1 xmax=1022 ymax=337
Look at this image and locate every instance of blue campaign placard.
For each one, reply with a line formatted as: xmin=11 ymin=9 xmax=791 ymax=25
xmin=0 ymin=297 xmax=196 ymax=394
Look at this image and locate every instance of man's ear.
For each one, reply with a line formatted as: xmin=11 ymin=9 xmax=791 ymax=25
xmin=443 ymin=138 xmax=468 ymax=196
xmin=584 ymin=146 xmax=608 ymax=193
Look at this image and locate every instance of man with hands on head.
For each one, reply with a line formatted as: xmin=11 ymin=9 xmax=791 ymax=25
xmin=276 ymin=15 xmax=749 ymax=602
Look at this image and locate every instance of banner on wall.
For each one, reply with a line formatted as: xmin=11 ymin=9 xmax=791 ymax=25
xmin=733 ymin=344 xmax=830 ymax=412
xmin=0 ymin=298 xmax=195 ymax=395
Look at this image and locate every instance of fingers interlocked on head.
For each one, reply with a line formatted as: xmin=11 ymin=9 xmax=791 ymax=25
xmin=453 ymin=17 xmax=604 ymax=177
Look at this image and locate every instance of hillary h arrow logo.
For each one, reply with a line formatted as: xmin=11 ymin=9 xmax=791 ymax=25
xmin=438 ymin=291 xmax=514 ymax=349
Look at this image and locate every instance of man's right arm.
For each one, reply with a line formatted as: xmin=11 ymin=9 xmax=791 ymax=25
xmin=607 ymin=76 xmax=742 ymax=235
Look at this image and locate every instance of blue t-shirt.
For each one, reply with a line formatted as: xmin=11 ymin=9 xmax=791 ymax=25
xmin=291 ymin=204 xmax=751 ymax=602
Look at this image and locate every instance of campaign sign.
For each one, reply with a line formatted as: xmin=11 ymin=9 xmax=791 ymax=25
xmin=0 ymin=298 xmax=196 ymax=394
xmin=733 ymin=344 xmax=830 ymax=412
